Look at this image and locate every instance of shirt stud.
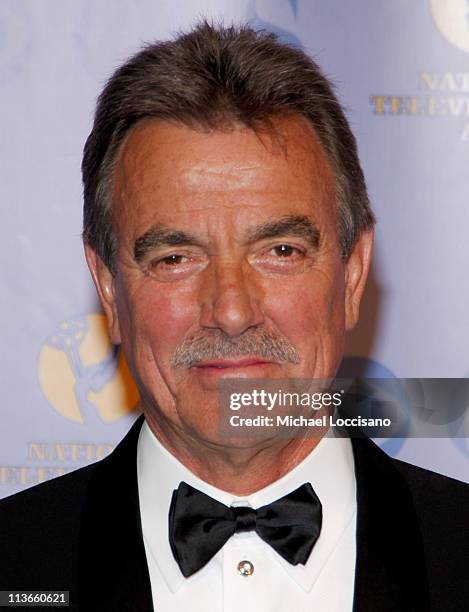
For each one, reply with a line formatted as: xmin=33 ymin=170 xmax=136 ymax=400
xmin=237 ymin=560 xmax=254 ymax=577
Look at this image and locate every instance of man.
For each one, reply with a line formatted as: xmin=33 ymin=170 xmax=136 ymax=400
xmin=0 ymin=22 xmax=468 ymax=612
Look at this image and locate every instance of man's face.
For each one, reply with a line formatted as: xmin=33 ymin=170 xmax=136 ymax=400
xmin=87 ymin=116 xmax=372 ymax=447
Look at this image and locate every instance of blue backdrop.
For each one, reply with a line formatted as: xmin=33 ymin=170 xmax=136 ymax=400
xmin=1 ymin=0 xmax=468 ymax=498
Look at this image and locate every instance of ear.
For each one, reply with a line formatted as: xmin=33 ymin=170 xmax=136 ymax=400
xmin=344 ymin=229 xmax=374 ymax=331
xmin=84 ymin=245 xmax=122 ymax=345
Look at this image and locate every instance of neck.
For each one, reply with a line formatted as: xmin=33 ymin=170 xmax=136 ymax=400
xmin=144 ymin=410 xmax=327 ymax=495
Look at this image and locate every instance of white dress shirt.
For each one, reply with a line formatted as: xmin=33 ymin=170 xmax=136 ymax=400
xmin=137 ymin=420 xmax=357 ymax=611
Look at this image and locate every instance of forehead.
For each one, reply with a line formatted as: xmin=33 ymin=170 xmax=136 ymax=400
xmin=112 ymin=115 xmax=336 ymax=234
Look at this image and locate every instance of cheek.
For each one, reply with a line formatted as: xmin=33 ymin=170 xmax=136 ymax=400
xmin=117 ymin=280 xmax=199 ymax=364
xmin=263 ymin=268 xmax=346 ymax=349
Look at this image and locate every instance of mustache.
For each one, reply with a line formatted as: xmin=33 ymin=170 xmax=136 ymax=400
xmin=171 ymin=327 xmax=301 ymax=368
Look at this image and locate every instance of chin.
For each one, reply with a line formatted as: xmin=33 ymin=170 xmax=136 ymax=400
xmin=200 ymin=429 xmax=283 ymax=451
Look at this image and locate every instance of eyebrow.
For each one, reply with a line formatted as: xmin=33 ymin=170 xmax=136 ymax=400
xmin=133 ymin=215 xmax=320 ymax=263
xmin=134 ymin=226 xmax=203 ymax=262
xmin=246 ymin=215 xmax=320 ymax=249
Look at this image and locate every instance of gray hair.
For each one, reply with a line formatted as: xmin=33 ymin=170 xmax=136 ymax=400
xmin=82 ymin=21 xmax=375 ymax=272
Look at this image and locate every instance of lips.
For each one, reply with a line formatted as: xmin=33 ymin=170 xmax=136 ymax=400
xmin=195 ymin=358 xmax=273 ymax=369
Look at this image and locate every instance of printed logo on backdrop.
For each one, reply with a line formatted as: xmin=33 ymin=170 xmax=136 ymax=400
xmin=38 ymin=313 xmax=138 ymax=424
xmin=247 ymin=0 xmax=302 ymax=48
xmin=0 ymin=315 xmax=139 ymax=492
xmin=431 ymin=0 xmax=469 ymax=53
xmin=369 ymin=1 xmax=469 ymax=141
xmin=337 ymin=357 xmax=405 ymax=455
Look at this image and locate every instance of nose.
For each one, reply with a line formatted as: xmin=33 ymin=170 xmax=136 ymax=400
xmin=199 ymin=258 xmax=264 ymax=337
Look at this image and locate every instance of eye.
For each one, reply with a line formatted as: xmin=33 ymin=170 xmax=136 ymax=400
xmin=159 ymin=254 xmax=186 ymax=266
xmin=250 ymin=243 xmax=308 ymax=275
xmin=271 ymin=244 xmax=297 ymax=257
xmin=145 ymin=252 xmax=207 ymax=281
xmin=148 ymin=253 xmax=189 ymax=270
xmin=267 ymin=244 xmax=305 ymax=260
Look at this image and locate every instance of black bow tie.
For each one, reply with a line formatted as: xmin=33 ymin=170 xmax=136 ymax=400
xmin=168 ymin=481 xmax=322 ymax=577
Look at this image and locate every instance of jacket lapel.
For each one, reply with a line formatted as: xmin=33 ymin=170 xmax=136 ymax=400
xmin=76 ymin=414 xmax=430 ymax=611
xmin=351 ymin=436 xmax=429 ymax=611
xmin=77 ymin=415 xmax=153 ymax=611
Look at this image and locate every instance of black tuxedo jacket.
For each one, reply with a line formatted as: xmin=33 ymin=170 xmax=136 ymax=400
xmin=1 ymin=415 xmax=468 ymax=611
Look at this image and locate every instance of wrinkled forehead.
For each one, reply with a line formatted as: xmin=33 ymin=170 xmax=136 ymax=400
xmin=111 ymin=115 xmax=337 ymax=237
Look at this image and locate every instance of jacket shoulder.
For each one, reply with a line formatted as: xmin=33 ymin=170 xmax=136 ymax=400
xmin=0 ymin=461 xmax=97 ymax=510
xmin=392 ymin=456 xmax=469 ymax=507
xmin=0 ymin=462 xmax=98 ymax=589
xmin=391 ymin=456 xmax=469 ymax=546
xmin=392 ymin=456 xmax=469 ymax=608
